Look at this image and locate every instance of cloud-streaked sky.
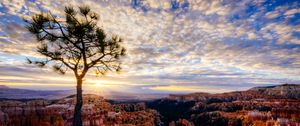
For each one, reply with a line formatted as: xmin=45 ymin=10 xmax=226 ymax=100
xmin=0 ymin=0 xmax=299 ymax=94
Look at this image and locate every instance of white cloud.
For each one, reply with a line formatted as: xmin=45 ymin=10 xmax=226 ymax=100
xmin=284 ymin=8 xmax=300 ymax=16
xmin=265 ymin=11 xmax=280 ymax=19
xmin=0 ymin=0 xmax=300 ymax=93
xmin=190 ymin=0 xmax=231 ymax=16
xmin=260 ymin=23 xmax=300 ymax=44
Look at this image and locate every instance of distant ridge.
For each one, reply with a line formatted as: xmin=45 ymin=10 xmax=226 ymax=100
xmin=1 ymin=84 xmax=299 ymax=100
xmin=165 ymin=84 xmax=300 ymax=101
xmin=249 ymin=84 xmax=300 ymax=99
xmin=250 ymin=84 xmax=299 ymax=90
xmin=0 ymin=86 xmax=73 ymax=100
xmin=0 ymin=85 xmax=9 ymax=89
xmin=0 ymin=86 xmax=166 ymax=101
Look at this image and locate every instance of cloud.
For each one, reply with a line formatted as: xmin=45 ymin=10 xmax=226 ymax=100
xmin=265 ymin=11 xmax=280 ymax=19
xmin=190 ymin=0 xmax=231 ymax=16
xmin=260 ymin=23 xmax=300 ymax=44
xmin=284 ymin=8 xmax=300 ymax=17
xmin=0 ymin=0 xmax=299 ymax=93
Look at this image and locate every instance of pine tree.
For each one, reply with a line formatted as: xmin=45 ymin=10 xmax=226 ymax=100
xmin=25 ymin=6 xmax=126 ymax=126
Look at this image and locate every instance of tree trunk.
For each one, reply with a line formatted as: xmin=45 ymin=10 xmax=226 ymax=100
xmin=73 ymin=77 xmax=83 ymax=126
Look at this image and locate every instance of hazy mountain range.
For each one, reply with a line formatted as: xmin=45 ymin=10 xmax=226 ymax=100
xmin=0 ymin=85 xmax=167 ymax=100
xmin=1 ymin=84 xmax=299 ymax=100
xmin=0 ymin=85 xmax=73 ymax=100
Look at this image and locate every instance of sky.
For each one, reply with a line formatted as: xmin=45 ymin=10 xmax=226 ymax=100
xmin=0 ymin=0 xmax=299 ymax=95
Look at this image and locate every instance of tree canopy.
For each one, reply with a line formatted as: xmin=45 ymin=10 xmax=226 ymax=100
xmin=25 ymin=6 xmax=126 ymax=78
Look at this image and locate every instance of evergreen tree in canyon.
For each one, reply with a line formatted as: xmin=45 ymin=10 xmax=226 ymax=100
xmin=25 ymin=6 xmax=126 ymax=126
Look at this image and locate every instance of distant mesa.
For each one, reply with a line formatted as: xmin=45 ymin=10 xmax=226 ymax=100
xmin=249 ymin=84 xmax=299 ymax=90
xmin=249 ymin=84 xmax=300 ymax=99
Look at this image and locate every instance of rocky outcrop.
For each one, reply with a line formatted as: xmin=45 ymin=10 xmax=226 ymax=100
xmin=147 ymin=84 xmax=300 ymax=126
xmin=0 ymin=94 xmax=159 ymax=126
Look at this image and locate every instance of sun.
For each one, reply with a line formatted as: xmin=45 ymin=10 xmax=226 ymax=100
xmin=89 ymin=80 xmax=113 ymax=88
xmin=95 ymin=81 xmax=102 ymax=87
xmin=87 ymin=79 xmax=125 ymax=91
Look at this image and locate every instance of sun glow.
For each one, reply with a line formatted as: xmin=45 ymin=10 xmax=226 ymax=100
xmin=91 ymin=81 xmax=107 ymax=88
xmin=149 ymin=85 xmax=233 ymax=93
xmin=85 ymin=79 xmax=134 ymax=95
xmin=94 ymin=81 xmax=105 ymax=87
xmin=88 ymin=79 xmax=116 ymax=88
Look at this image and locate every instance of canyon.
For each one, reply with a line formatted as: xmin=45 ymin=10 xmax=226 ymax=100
xmin=0 ymin=84 xmax=299 ymax=126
